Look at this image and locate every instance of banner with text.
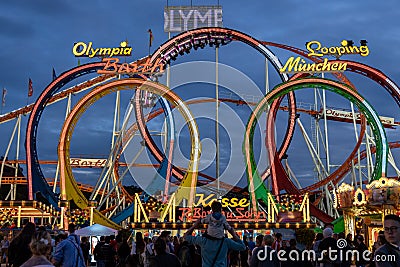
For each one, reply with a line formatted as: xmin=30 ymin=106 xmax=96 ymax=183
xmin=164 ymin=6 xmax=223 ymax=33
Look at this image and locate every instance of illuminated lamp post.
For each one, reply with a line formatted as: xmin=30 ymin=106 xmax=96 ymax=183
xmin=59 ymin=200 xmax=69 ymax=230
xmin=88 ymin=200 xmax=97 ymax=226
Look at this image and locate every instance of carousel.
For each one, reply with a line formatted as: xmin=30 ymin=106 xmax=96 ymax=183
xmin=334 ymin=177 xmax=400 ymax=247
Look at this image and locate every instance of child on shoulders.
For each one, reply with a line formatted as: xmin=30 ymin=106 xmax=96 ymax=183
xmin=201 ymin=201 xmax=233 ymax=239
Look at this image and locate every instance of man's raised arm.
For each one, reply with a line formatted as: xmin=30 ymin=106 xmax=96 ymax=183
xmin=184 ymin=219 xmax=201 ymax=237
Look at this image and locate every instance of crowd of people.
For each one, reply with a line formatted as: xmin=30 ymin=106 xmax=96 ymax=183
xmin=244 ymin=215 xmax=400 ymax=267
xmin=0 ymin=210 xmax=399 ymax=267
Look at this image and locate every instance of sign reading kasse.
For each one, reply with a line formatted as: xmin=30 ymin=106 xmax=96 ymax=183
xmin=178 ymin=193 xmax=267 ymax=222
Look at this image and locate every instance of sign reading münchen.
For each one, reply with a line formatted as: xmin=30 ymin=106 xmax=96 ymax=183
xmin=164 ymin=6 xmax=223 ymax=33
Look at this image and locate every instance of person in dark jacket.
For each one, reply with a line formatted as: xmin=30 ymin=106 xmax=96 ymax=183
xmin=240 ymin=235 xmax=249 ymax=267
xmin=375 ymin=214 xmax=400 ymax=267
xmin=100 ymin=236 xmax=117 ymax=267
xmin=8 ymin=222 xmax=36 ymax=267
xmin=94 ymin=236 xmax=106 ymax=267
xmin=177 ymin=241 xmax=197 ymax=267
xmin=318 ymin=228 xmax=338 ymax=267
xmin=117 ymin=238 xmax=131 ymax=267
xmin=355 ymin=235 xmax=369 ymax=267
xmin=149 ymin=238 xmax=181 ymax=267
xmin=52 ymin=223 xmax=85 ymax=267
xmin=184 ymin=219 xmax=245 ymax=267
xmin=250 ymin=235 xmax=279 ymax=267
xmin=337 ymin=232 xmax=351 ymax=267
xmin=80 ymin=236 xmax=90 ymax=266
xmin=282 ymin=238 xmax=303 ymax=267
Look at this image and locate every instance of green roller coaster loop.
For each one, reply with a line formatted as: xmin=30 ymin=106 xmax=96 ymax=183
xmin=243 ymin=77 xmax=388 ymax=209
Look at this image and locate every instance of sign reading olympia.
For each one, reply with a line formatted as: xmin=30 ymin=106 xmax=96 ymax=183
xmin=164 ymin=6 xmax=223 ymax=33
xmin=73 ymin=41 xmax=132 ymax=58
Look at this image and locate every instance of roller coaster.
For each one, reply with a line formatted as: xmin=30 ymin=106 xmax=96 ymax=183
xmin=0 ymin=27 xmax=399 ymax=229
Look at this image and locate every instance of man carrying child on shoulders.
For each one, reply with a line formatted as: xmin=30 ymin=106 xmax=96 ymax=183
xmin=184 ymin=201 xmax=246 ymax=267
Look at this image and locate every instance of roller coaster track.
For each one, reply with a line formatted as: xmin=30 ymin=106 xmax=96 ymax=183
xmin=24 ymin=57 xmax=153 ymax=209
xmin=58 ymin=79 xmax=200 ymax=228
xmin=115 ymin=99 xmax=243 ymax=196
xmin=262 ymin=42 xmax=400 ymax=195
xmin=0 ymin=72 xmax=118 ymax=124
xmin=25 ymin=60 xmax=147 ymax=208
xmin=2 ymin=95 xmax=386 ymax=194
xmin=0 ymin=176 xmax=112 ymax=195
xmin=244 ymin=78 xmax=390 ymax=223
xmin=6 ymin=142 xmax=398 ymax=192
xmin=13 ymin=27 xmax=398 ymax=225
xmin=134 ymin=27 xmax=295 ymax=200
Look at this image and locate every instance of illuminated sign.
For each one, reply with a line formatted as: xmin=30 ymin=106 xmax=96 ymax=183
xmin=70 ymin=158 xmax=106 ymax=167
xmin=324 ymin=109 xmax=395 ymax=126
xmin=97 ymin=57 xmax=164 ymax=75
xmin=306 ymin=40 xmax=369 ymax=57
xmin=280 ymin=57 xmax=347 ymax=73
xmin=73 ymin=41 xmax=132 ymax=58
xmin=164 ymin=6 xmax=223 ymax=33
xmin=280 ymin=40 xmax=369 ymax=74
xmin=193 ymin=193 xmax=250 ymax=208
xmin=178 ymin=207 xmax=266 ymax=222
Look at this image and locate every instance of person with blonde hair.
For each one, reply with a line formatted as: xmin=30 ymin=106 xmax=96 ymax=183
xmin=20 ymin=230 xmax=54 ymax=267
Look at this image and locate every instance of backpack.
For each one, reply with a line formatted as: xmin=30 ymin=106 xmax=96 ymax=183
xmin=178 ymin=245 xmax=192 ymax=267
xmin=145 ymin=244 xmax=155 ymax=264
xmin=93 ymin=242 xmax=103 ymax=261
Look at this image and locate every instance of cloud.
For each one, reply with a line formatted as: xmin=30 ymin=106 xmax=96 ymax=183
xmin=0 ymin=1 xmax=399 ymax=199
xmin=0 ymin=16 xmax=34 ymax=39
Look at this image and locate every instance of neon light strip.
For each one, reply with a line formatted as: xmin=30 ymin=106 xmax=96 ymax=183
xmin=160 ymin=97 xmax=175 ymax=199
xmin=244 ymin=78 xmax=389 ymax=220
xmin=58 ymin=79 xmax=200 ymax=225
xmin=26 ymin=62 xmax=106 ymax=201
xmin=147 ymin=27 xmax=292 ymax=208
xmin=362 ymin=99 xmax=388 ymax=176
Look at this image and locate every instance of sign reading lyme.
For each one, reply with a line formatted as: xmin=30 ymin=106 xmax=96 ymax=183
xmin=164 ymin=6 xmax=223 ymax=33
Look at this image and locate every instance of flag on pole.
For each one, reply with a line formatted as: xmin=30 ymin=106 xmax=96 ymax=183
xmin=148 ymin=29 xmax=154 ymax=47
xmin=52 ymin=68 xmax=57 ymax=81
xmin=2 ymin=88 xmax=6 ymax=107
xmin=28 ymin=78 xmax=33 ymax=97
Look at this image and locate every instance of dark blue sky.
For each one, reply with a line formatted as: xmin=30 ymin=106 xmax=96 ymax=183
xmin=1 ymin=0 xmax=399 ymax=106
xmin=0 ymin=0 xmax=399 ymax=191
